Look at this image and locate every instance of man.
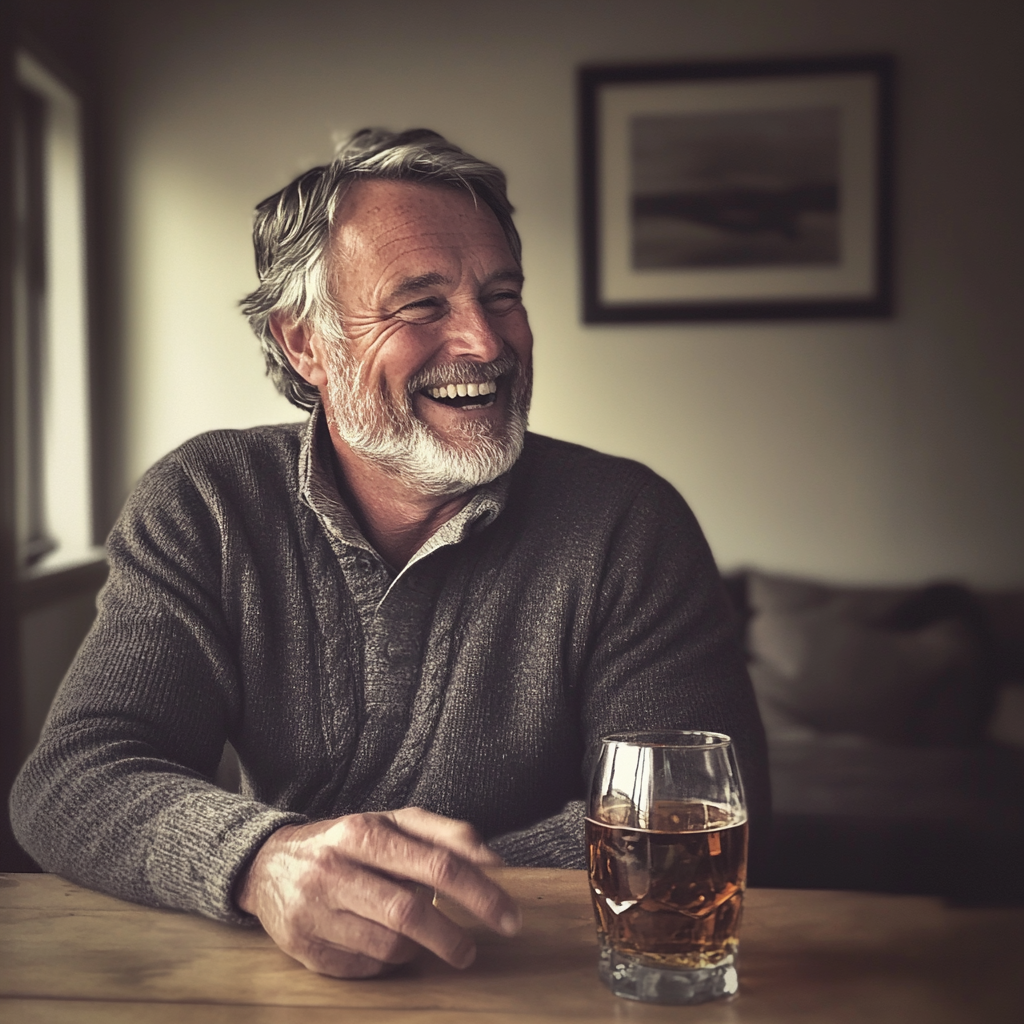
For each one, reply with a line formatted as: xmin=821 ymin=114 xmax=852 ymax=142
xmin=11 ymin=129 xmax=769 ymax=979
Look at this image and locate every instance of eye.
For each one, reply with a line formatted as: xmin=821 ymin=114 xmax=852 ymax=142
xmin=484 ymin=290 xmax=523 ymax=315
xmin=392 ymin=297 xmax=448 ymax=324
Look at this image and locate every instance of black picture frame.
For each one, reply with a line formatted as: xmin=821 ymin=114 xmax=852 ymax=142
xmin=580 ymin=55 xmax=894 ymax=323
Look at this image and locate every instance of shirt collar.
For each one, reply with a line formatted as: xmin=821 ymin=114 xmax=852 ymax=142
xmin=298 ymin=405 xmax=510 ymax=566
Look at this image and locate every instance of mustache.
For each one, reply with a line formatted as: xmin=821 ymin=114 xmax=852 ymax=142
xmin=406 ymin=350 xmax=519 ymax=393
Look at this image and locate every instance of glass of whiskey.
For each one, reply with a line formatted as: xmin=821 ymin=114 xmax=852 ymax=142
xmin=586 ymin=730 xmax=748 ymax=1004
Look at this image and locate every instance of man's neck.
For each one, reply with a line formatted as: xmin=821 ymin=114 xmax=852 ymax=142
xmin=325 ymin=420 xmax=473 ymax=569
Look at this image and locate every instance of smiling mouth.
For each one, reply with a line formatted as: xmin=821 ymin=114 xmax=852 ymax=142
xmin=420 ymin=379 xmax=499 ymax=409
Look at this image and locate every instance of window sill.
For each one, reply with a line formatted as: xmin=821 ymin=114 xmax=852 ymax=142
xmin=16 ymin=551 xmax=108 ymax=612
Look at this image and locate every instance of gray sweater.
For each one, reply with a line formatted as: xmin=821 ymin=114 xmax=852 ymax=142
xmin=11 ymin=413 xmax=769 ymax=923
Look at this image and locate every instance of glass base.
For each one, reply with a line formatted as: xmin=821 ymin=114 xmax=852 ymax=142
xmin=598 ymin=944 xmax=738 ymax=1005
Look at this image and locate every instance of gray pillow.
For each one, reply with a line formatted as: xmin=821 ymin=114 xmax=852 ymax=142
xmin=746 ymin=572 xmax=989 ymax=746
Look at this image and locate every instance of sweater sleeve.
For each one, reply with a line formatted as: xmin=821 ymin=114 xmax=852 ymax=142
xmin=9 ymin=456 xmax=307 ymax=923
xmin=489 ymin=469 xmax=770 ymax=874
xmin=488 ymin=801 xmax=587 ymax=868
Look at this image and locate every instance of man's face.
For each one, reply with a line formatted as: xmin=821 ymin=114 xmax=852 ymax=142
xmin=317 ymin=179 xmax=533 ymax=496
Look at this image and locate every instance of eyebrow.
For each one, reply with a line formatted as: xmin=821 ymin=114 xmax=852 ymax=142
xmin=386 ymin=268 xmax=525 ymax=304
xmin=388 ymin=271 xmax=451 ymax=300
xmin=488 ymin=269 xmax=526 ymax=287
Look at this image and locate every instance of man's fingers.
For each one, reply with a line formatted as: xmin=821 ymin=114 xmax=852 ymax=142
xmin=322 ymin=865 xmax=479 ymax=968
xmin=311 ymin=908 xmax=422 ymax=966
xmin=387 ymin=806 xmax=503 ymax=865
xmin=327 ymin=813 xmax=521 ymax=938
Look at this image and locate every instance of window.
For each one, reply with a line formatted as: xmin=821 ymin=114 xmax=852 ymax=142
xmin=12 ymin=51 xmax=97 ymax=574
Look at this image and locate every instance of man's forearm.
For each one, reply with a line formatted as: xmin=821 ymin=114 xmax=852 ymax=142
xmin=487 ymin=800 xmax=586 ymax=869
xmin=11 ymin=735 xmax=306 ymax=923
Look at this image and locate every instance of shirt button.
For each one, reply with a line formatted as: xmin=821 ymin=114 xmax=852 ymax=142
xmin=355 ymin=553 xmax=372 ymax=572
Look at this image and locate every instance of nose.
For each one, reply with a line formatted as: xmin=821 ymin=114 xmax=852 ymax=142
xmin=441 ymin=300 xmax=505 ymax=363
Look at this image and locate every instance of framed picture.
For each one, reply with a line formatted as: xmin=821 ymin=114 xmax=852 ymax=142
xmin=579 ymin=55 xmax=894 ymax=323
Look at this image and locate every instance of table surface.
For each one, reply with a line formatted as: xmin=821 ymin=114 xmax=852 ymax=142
xmin=2 ymin=869 xmax=1023 ymax=1023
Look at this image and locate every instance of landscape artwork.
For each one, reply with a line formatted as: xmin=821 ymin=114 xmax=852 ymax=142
xmin=630 ymin=107 xmax=841 ymax=270
xmin=580 ymin=56 xmax=893 ymax=322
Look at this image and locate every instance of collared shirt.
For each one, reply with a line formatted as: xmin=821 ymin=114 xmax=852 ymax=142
xmin=298 ymin=412 xmax=509 ymax=800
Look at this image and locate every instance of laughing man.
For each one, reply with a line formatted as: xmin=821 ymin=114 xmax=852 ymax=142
xmin=12 ymin=129 xmax=769 ymax=978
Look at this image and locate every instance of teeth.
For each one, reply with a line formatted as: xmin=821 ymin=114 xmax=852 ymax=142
xmin=427 ymin=380 xmax=497 ymax=400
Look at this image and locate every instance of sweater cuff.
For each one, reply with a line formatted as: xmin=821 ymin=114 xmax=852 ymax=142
xmin=145 ymin=791 xmax=308 ymax=925
xmin=488 ymin=800 xmax=587 ymax=869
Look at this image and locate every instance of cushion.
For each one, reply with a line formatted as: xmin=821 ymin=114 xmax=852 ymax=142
xmin=980 ymin=591 xmax=1024 ymax=681
xmin=989 ymin=684 xmax=1024 ymax=747
xmin=745 ymin=572 xmax=996 ymax=746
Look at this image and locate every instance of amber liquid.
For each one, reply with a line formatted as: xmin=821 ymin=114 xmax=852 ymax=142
xmin=586 ymin=800 xmax=748 ymax=971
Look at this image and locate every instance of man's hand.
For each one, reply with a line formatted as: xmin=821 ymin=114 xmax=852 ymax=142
xmin=235 ymin=807 xmax=522 ymax=978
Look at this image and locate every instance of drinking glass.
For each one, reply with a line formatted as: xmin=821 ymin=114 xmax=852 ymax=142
xmin=586 ymin=730 xmax=748 ymax=1004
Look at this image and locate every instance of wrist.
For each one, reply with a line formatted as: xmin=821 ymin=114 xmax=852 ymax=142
xmin=234 ymin=823 xmax=300 ymax=916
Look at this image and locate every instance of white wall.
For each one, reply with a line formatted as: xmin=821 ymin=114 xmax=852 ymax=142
xmin=104 ymin=0 xmax=1024 ymax=587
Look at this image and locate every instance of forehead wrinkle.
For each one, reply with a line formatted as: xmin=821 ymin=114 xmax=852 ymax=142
xmin=368 ymin=209 xmax=493 ymax=255
xmin=329 ymin=178 xmax=502 ymax=258
xmin=371 ymin=236 xmax=464 ymax=292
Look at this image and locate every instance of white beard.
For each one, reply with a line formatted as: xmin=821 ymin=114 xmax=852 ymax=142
xmin=322 ymin=338 xmax=531 ymax=497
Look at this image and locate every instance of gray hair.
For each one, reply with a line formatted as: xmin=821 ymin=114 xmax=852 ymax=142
xmin=240 ymin=128 xmax=522 ymax=410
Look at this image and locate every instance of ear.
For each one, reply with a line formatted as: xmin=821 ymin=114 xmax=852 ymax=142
xmin=270 ymin=316 xmax=329 ymax=388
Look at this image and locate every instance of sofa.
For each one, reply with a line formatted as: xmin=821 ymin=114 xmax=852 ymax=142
xmin=723 ymin=570 xmax=1024 ymax=905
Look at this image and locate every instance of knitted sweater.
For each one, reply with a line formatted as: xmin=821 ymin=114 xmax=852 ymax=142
xmin=11 ymin=414 xmax=769 ymax=923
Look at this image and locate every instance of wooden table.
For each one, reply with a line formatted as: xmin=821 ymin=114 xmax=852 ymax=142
xmin=2 ymin=869 xmax=1023 ymax=1023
